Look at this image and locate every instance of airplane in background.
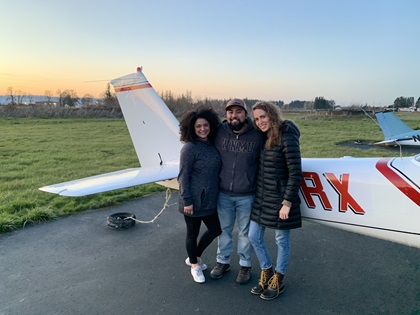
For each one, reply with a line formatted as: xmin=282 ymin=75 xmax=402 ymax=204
xmin=375 ymin=111 xmax=420 ymax=147
xmin=39 ymin=67 xmax=420 ymax=249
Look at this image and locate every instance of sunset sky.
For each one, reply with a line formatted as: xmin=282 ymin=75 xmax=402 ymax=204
xmin=1 ymin=0 xmax=419 ymax=106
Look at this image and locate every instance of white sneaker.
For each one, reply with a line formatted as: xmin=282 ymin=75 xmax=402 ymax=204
xmin=185 ymin=257 xmax=207 ymax=271
xmin=191 ymin=265 xmax=205 ymax=283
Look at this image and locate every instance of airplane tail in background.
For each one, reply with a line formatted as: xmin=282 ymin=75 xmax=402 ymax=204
xmin=375 ymin=111 xmax=413 ymax=140
xmin=374 ymin=111 xmax=420 ymax=146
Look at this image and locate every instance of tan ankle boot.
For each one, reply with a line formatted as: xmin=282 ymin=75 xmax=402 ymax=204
xmin=250 ymin=267 xmax=274 ymax=295
xmin=260 ymin=272 xmax=285 ymax=300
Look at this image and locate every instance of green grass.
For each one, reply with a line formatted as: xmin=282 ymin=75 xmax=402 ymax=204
xmin=294 ymin=112 xmax=420 ymax=157
xmin=0 ymin=112 xmax=418 ymax=233
xmin=0 ymin=118 xmax=164 ymax=233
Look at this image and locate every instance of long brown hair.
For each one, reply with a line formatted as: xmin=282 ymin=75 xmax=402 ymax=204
xmin=252 ymin=101 xmax=284 ymax=150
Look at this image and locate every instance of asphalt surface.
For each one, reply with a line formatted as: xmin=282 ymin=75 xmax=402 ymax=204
xmin=1 ymin=191 xmax=419 ymax=315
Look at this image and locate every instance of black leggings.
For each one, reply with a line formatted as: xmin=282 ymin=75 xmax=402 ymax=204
xmin=184 ymin=211 xmax=222 ymax=265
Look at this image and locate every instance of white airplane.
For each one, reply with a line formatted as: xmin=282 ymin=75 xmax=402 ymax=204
xmin=375 ymin=110 xmax=420 ymax=146
xmin=39 ymin=67 xmax=420 ymax=249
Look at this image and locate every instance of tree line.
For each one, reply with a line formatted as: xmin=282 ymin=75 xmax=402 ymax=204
xmin=2 ymin=84 xmax=419 ymax=116
xmin=392 ymin=96 xmax=420 ymax=109
xmin=3 ymin=83 xmax=119 ymax=109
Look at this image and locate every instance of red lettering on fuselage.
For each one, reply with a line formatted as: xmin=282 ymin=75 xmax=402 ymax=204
xmin=300 ymin=172 xmax=365 ymax=214
xmin=324 ymin=173 xmax=365 ymax=214
xmin=300 ymin=172 xmax=333 ymax=210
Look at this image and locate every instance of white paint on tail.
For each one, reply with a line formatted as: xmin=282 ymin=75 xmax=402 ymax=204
xmin=39 ymin=67 xmax=182 ymax=196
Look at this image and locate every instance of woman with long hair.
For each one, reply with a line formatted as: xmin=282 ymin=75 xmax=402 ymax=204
xmin=248 ymin=101 xmax=302 ymax=300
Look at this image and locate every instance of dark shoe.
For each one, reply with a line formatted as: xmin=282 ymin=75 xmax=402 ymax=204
xmin=210 ymin=262 xmax=230 ymax=279
xmin=236 ymin=266 xmax=251 ymax=284
xmin=260 ymin=272 xmax=285 ymax=301
xmin=251 ymin=267 xmax=274 ymax=294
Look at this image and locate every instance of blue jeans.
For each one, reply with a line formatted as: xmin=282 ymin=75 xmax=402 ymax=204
xmin=248 ymin=220 xmax=290 ymax=274
xmin=216 ymin=192 xmax=254 ymax=267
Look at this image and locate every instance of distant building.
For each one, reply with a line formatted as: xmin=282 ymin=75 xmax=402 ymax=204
xmin=398 ymin=106 xmax=417 ymax=112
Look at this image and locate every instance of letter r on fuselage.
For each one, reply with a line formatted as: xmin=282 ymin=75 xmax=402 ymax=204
xmin=300 ymin=172 xmax=333 ymax=210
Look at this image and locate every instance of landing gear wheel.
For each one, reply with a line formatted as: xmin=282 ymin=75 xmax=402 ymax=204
xmin=107 ymin=212 xmax=136 ymax=229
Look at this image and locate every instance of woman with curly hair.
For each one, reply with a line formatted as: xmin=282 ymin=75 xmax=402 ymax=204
xmin=178 ymin=106 xmax=222 ymax=283
xmin=248 ymin=101 xmax=302 ymax=300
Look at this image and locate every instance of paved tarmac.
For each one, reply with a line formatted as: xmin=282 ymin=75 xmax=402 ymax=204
xmin=1 ymin=191 xmax=419 ymax=315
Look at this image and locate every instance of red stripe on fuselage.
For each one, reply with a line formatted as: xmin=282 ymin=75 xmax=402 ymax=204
xmin=114 ymin=83 xmax=152 ymax=93
xmin=376 ymin=158 xmax=420 ymax=207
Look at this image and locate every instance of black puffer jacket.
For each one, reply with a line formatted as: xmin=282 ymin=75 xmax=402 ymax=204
xmin=251 ymin=120 xmax=302 ymax=230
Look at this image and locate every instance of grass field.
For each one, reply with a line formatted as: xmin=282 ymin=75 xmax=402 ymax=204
xmin=0 ymin=112 xmax=418 ymax=233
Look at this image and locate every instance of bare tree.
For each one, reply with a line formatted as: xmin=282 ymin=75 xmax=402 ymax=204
xmin=6 ymin=87 xmax=16 ymax=105
xmin=81 ymin=94 xmax=94 ymax=107
xmin=27 ymin=94 xmax=34 ymax=105
xmin=60 ymin=89 xmax=79 ymax=107
xmin=15 ymin=90 xmax=25 ymax=105
xmin=45 ymin=90 xmax=53 ymax=103
xmin=56 ymin=89 xmax=63 ymax=107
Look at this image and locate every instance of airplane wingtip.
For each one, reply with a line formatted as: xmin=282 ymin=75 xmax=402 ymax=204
xmin=38 ymin=186 xmax=68 ymax=196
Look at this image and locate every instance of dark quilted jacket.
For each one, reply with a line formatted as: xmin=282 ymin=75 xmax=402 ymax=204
xmin=251 ymin=120 xmax=302 ymax=230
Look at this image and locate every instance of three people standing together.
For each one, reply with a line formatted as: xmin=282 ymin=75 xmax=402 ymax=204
xmin=177 ymin=99 xmax=302 ymax=301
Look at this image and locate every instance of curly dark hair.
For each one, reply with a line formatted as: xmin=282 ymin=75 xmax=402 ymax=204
xmin=179 ymin=106 xmax=220 ymax=143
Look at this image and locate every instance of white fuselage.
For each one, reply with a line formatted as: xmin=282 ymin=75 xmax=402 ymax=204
xmin=299 ymin=156 xmax=420 ymax=247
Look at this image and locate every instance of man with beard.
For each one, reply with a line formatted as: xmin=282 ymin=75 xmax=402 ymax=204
xmin=210 ymin=99 xmax=265 ymax=284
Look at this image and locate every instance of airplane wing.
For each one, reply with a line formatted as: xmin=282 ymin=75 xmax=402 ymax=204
xmin=39 ymin=164 xmax=179 ymax=197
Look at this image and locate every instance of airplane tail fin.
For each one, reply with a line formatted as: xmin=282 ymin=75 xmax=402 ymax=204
xmin=110 ymin=67 xmax=182 ymax=168
xmin=39 ymin=67 xmax=182 ymax=196
xmin=375 ymin=111 xmax=413 ymax=140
